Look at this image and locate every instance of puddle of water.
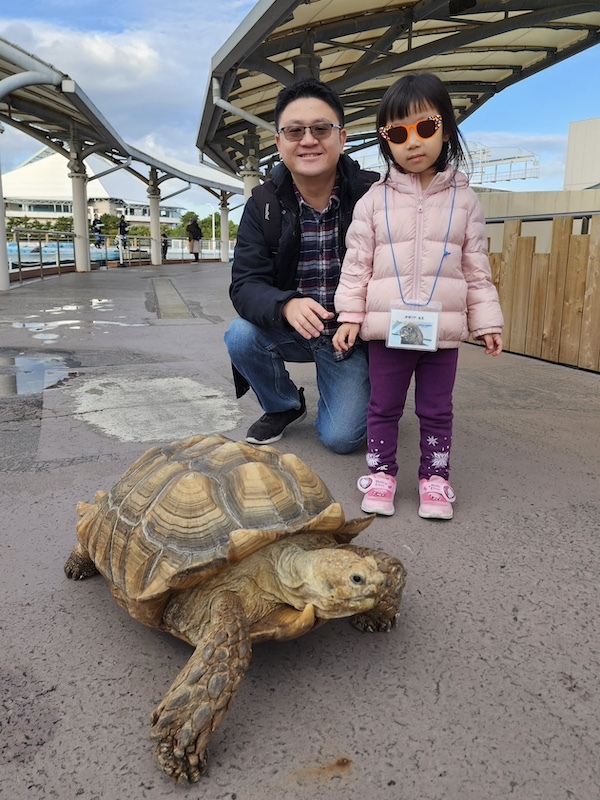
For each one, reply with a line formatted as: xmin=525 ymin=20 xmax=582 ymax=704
xmin=11 ymin=319 xmax=146 ymax=337
xmin=12 ymin=320 xmax=82 ymax=332
xmin=39 ymin=299 xmax=114 ymax=314
xmin=92 ymin=321 xmax=146 ymax=327
xmin=0 ymin=353 xmax=80 ymax=396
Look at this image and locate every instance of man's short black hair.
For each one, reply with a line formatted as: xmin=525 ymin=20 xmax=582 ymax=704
xmin=274 ymin=77 xmax=345 ymax=130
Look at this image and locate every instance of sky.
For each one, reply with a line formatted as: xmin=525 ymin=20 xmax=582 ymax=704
xmin=0 ymin=2 xmax=599 ymax=222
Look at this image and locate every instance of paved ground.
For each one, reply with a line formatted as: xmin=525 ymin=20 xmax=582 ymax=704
xmin=1 ymin=261 xmax=599 ymax=800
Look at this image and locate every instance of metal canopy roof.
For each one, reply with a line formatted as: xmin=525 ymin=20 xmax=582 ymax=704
xmin=197 ymin=0 xmax=600 ymax=175
xmin=0 ymin=37 xmax=244 ymax=196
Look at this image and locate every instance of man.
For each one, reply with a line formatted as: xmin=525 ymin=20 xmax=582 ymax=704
xmin=91 ymin=213 xmax=103 ymax=248
xmin=117 ymin=215 xmax=129 ymax=246
xmin=224 ymin=78 xmax=378 ymax=453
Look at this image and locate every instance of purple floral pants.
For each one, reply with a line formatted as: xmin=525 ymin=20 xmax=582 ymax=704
xmin=365 ymin=341 xmax=459 ymax=480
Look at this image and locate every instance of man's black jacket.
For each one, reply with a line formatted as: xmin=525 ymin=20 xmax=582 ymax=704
xmin=229 ymin=154 xmax=378 ymax=397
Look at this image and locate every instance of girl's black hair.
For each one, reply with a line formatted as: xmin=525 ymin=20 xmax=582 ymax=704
xmin=376 ymin=72 xmax=468 ymax=179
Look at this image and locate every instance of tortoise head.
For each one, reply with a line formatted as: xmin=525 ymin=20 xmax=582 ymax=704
xmin=278 ymin=547 xmax=385 ymax=619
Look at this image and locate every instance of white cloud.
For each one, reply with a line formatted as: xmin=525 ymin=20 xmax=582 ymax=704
xmin=0 ymin=7 xmax=249 ymax=170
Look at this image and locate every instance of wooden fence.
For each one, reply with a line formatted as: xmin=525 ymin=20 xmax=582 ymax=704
xmin=484 ymin=215 xmax=600 ymax=372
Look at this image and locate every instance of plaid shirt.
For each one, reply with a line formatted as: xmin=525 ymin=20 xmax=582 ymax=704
xmin=294 ymin=181 xmax=341 ymax=338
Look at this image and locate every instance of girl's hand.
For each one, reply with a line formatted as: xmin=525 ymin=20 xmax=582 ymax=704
xmin=481 ymin=333 xmax=503 ymax=356
xmin=333 ymin=322 xmax=360 ymax=352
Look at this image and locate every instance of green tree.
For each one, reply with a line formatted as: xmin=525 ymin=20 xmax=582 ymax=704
xmin=128 ymin=225 xmax=150 ymax=236
xmin=172 ymin=210 xmax=197 ymax=238
xmin=165 ymin=210 xmax=238 ymax=240
xmin=53 ymin=217 xmax=74 ymax=232
xmin=5 ymin=216 xmax=30 ymax=236
xmin=99 ymin=214 xmax=119 ymax=238
xmin=26 ymin=218 xmax=47 ymax=231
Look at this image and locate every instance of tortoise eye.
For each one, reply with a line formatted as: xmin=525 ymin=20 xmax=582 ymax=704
xmin=350 ymin=573 xmax=366 ymax=585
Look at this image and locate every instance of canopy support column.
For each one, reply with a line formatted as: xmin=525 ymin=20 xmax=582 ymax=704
xmin=0 ymin=124 xmax=10 ymax=291
xmin=68 ymin=145 xmax=90 ymax=273
xmin=219 ymin=191 xmax=230 ymax=263
xmin=241 ymin=131 xmax=261 ymax=200
xmin=148 ymin=167 xmax=161 ymax=266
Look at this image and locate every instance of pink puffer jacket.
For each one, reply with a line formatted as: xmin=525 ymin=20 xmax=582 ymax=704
xmin=334 ymin=166 xmax=504 ymax=347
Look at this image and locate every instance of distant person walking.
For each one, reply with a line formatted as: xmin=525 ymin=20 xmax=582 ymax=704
xmin=186 ymin=216 xmax=202 ymax=262
xmin=117 ymin=215 xmax=129 ymax=247
xmin=161 ymin=232 xmax=169 ymax=260
xmin=91 ymin=213 xmax=103 ymax=248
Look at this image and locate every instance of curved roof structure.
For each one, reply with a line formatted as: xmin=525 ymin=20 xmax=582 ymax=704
xmin=0 ymin=36 xmax=243 ymax=196
xmin=197 ymin=0 xmax=600 ymax=175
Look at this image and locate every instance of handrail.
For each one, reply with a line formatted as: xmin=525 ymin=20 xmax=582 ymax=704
xmin=485 ymin=210 xmax=600 ymax=224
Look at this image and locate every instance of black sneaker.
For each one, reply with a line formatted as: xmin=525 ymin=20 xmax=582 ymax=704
xmin=246 ymin=388 xmax=307 ymax=445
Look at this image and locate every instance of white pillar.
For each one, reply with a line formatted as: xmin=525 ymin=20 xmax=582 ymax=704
xmin=0 ymin=124 xmax=10 ymax=291
xmin=148 ymin=167 xmax=161 ymax=266
xmin=241 ymin=133 xmax=261 ymax=200
xmin=219 ymin=192 xmax=229 ymax=263
xmin=68 ymin=150 xmax=90 ymax=272
xmin=241 ymin=166 xmax=261 ymax=200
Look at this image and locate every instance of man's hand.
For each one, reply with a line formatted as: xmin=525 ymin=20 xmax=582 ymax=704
xmin=282 ymin=297 xmax=334 ymax=340
xmin=332 ymin=322 xmax=360 ymax=352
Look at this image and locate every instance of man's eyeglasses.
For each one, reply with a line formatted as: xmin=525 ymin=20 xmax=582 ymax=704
xmin=278 ymin=123 xmax=343 ymax=141
xmin=378 ymin=115 xmax=443 ymax=145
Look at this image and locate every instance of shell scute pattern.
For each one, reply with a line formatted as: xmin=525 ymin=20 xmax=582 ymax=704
xmin=220 ymin=461 xmax=312 ymax=530
xmin=75 ymin=437 xmax=343 ymax=604
xmin=279 ymin=453 xmax=335 ymax=515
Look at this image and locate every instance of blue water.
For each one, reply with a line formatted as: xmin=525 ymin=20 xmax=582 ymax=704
xmin=6 ymin=241 xmax=121 ymax=266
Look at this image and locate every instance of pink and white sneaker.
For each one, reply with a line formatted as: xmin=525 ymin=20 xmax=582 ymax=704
xmin=357 ymin=473 xmax=396 ymax=516
xmin=418 ymin=476 xmax=456 ymax=520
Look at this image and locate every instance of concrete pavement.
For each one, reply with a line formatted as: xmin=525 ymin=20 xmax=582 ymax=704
xmin=1 ymin=261 xmax=599 ymax=800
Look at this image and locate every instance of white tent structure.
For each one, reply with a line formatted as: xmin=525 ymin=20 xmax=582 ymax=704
xmin=3 ymin=148 xmax=187 ymax=227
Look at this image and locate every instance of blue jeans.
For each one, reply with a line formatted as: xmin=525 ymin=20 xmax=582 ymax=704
xmin=224 ymin=318 xmax=370 ymax=454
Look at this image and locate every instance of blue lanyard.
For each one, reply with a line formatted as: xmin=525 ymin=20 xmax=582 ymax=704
xmin=384 ymin=176 xmax=457 ymax=307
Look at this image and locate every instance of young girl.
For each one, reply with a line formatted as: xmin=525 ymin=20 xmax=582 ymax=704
xmin=333 ymin=72 xmax=503 ymax=519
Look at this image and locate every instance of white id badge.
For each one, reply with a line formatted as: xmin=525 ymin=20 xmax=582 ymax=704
xmin=386 ymin=301 xmax=441 ymax=351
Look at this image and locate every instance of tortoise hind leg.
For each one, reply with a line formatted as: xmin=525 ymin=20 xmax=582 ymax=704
xmin=64 ymin=542 xmax=98 ymax=580
xmin=150 ymin=591 xmax=252 ymax=784
xmin=341 ymin=545 xmax=407 ymax=632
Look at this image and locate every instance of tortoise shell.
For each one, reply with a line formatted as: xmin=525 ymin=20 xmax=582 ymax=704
xmin=76 ymin=434 xmax=369 ymax=605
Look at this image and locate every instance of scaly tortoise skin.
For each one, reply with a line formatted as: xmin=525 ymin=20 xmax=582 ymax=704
xmin=64 ymin=434 xmax=406 ymax=783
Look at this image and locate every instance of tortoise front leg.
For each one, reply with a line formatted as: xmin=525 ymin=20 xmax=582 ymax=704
xmin=150 ymin=591 xmax=252 ymax=784
xmin=341 ymin=546 xmax=407 ymax=632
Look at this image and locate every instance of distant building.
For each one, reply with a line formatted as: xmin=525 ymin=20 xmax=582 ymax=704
xmin=2 ymin=147 xmax=186 ymax=228
xmin=563 ymin=118 xmax=600 ymax=191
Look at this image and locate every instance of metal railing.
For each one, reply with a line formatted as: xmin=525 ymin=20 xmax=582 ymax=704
xmin=5 ymin=229 xmax=236 ymax=283
xmin=7 ymin=228 xmax=77 ymax=282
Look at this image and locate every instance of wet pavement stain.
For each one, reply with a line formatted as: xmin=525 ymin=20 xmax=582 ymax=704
xmin=0 ymin=350 xmax=81 ymax=396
